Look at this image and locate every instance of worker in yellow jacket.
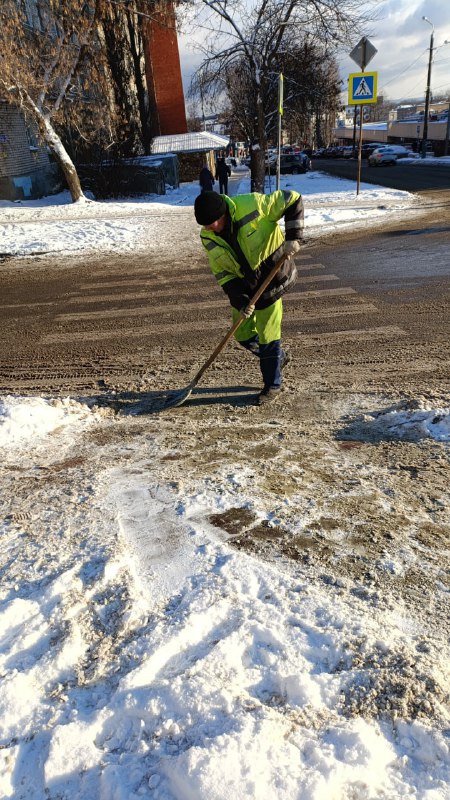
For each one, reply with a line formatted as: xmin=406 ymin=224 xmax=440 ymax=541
xmin=194 ymin=189 xmax=304 ymax=405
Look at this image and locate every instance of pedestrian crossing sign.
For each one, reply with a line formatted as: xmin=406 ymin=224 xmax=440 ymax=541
xmin=348 ymin=72 xmax=378 ymax=105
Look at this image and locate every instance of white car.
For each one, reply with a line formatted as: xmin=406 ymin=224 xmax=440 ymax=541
xmin=368 ymin=147 xmax=398 ymax=167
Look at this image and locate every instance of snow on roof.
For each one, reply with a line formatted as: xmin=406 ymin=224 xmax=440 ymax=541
xmin=151 ymin=130 xmax=229 ymax=154
xmin=363 ymin=122 xmax=388 ymax=129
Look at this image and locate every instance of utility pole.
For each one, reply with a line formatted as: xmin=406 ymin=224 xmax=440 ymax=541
xmin=445 ymin=100 xmax=450 ymax=157
xmin=445 ymin=41 xmax=450 ymax=157
xmin=421 ymin=16 xmax=434 ymax=159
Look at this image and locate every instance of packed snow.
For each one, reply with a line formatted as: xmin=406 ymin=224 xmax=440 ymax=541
xmin=0 ymin=168 xmax=449 ymax=799
xmin=0 ymin=393 xmax=449 ymax=799
xmin=0 ymin=167 xmax=422 ymax=258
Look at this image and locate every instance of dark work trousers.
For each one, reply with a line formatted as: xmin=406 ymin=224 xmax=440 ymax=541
xmin=240 ymin=337 xmax=285 ymax=389
xmin=218 ymin=178 xmax=229 ymax=194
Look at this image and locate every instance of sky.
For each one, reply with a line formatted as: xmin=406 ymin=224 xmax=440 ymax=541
xmin=0 ymin=169 xmax=449 ymax=798
xmin=177 ymin=0 xmax=450 ymax=109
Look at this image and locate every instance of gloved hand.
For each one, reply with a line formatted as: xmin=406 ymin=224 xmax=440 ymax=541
xmin=241 ymin=302 xmax=255 ymax=318
xmin=284 ymin=240 xmax=301 ymax=256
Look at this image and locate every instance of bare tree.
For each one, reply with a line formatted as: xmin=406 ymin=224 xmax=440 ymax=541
xmin=0 ymin=0 xmax=113 ymax=201
xmin=189 ymin=0 xmax=378 ymax=191
xmin=99 ymin=1 xmax=151 ymax=157
xmin=222 ymin=40 xmax=341 ymax=150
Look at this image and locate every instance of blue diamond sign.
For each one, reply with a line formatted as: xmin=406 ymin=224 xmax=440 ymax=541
xmin=348 ymin=72 xmax=378 ymax=105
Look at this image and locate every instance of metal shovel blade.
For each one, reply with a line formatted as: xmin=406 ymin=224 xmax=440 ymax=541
xmin=161 ymin=381 xmax=195 ymax=410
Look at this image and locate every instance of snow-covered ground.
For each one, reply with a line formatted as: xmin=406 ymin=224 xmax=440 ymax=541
xmin=0 ymin=168 xmax=422 ymax=258
xmin=0 ymin=171 xmax=449 ymax=799
xmin=1 ymin=393 xmax=449 ymax=800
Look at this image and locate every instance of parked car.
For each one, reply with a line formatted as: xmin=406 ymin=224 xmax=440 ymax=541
xmin=368 ymin=147 xmax=398 ymax=167
xmin=342 ymin=146 xmax=355 ymax=159
xmin=322 ymin=146 xmax=341 ymax=158
xmin=335 ymin=146 xmax=348 ymax=158
xmin=376 ymin=145 xmax=412 ymax=159
xmin=361 ymin=142 xmax=386 ymax=159
xmin=267 ymin=153 xmax=310 ymax=174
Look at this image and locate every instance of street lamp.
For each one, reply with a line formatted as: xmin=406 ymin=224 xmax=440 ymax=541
xmin=421 ymin=16 xmax=434 ymax=159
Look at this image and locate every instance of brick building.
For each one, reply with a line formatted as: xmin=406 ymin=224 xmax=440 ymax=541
xmin=0 ymin=0 xmax=188 ymax=200
xmin=0 ymin=103 xmax=61 ymax=200
xmin=142 ymin=1 xmax=187 ymax=137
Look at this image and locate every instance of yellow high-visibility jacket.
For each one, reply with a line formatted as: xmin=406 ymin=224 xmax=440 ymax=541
xmin=200 ymin=190 xmax=303 ymax=309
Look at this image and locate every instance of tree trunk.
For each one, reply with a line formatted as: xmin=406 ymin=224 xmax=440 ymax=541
xmin=41 ymin=115 xmax=84 ymax=202
xmin=127 ymin=8 xmax=152 ymax=153
xmin=250 ymin=146 xmax=266 ymax=193
xmin=250 ymin=90 xmax=268 ymax=193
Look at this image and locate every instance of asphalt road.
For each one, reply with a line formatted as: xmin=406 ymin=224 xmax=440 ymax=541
xmin=312 ymin=158 xmax=450 ymax=194
xmin=0 ymin=198 xmax=448 ymax=402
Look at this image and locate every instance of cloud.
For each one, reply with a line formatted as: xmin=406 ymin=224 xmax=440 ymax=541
xmin=398 ymin=0 xmax=450 ymax=36
xmin=339 ymin=0 xmax=450 ymax=101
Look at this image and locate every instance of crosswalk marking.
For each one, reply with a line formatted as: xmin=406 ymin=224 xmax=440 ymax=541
xmin=295 ymin=264 xmax=325 ymax=273
xmin=295 ymin=262 xmax=326 ymax=270
xmin=287 ymin=303 xmax=378 ymax=321
xmin=68 ymin=284 xmax=356 ymax=305
xmin=290 ymin=286 xmax=356 ymax=299
xmin=58 ymin=297 xmax=376 ymax=324
xmin=298 ymin=274 xmax=339 ymax=284
xmin=58 ymin=300 xmax=225 ymax=321
xmin=43 ymin=320 xmax=237 ymax=343
xmin=77 ymin=270 xmax=210 ymax=291
xmin=297 ymin=325 xmax=406 ymax=347
xmin=44 ymin=249 xmax=407 ymax=353
xmin=43 ymin=320 xmax=403 ymax=346
xmin=69 ymin=291 xmax=168 ymax=304
xmin=74 ymin=265 xmax=326 ymax=295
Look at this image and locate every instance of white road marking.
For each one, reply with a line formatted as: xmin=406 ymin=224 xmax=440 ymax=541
xmin=297 ymin=325 xmax=406 ymax=347
xmin=287 ymin=303 xmax=378 ymax=321
xmin=290 ymin=286 xmax=357 ymax=299
xmin=57 ymin=300 xmax=225 ymax=321
xmin=299 ymin=274 xmax=339 ymax=284
xmin=43 ymin=317 xmax=401 ymax=346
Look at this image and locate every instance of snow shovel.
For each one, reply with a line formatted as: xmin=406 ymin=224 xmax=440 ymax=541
xmin=162 ymin=253 xmax=289 ymax=410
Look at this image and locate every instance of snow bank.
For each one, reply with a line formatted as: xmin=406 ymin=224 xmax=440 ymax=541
xmin=0 ymin=172 xmax=418 ymax=258
xmin=0 ymin=395 xmax=97 ymax=448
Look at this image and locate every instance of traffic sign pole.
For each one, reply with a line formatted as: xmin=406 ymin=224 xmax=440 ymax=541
xmin=276 ymin=74 xmax=283 ymax=191
xmin=357 ymin=102 xmax=364 ymax=195
xmin=349 ymin=37 xmax=378 ymax=196
xmin=356 ymin=55 xmax=366 ymax=196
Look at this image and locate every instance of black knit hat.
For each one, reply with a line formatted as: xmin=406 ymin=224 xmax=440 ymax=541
xmin=194 ymin=191 xmax=227 ymax=225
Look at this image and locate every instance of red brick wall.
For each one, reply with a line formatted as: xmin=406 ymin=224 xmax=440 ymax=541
xmin=143 ymin=2 xmax=187 ymax=137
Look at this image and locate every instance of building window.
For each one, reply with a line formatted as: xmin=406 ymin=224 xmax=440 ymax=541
xmin=26 ymin=124 xmax=38 ymax=149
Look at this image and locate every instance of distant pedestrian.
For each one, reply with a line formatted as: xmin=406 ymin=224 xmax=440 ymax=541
xmin=215 ymin=157 xmax=231 ymax=194
xmin=199 ymin=165 xmax=215 ymax=192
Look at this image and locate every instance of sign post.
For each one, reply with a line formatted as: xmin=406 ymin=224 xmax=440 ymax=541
xmin=276 ymin=73 xmax=284 ymax=191
xmin=348 ymin=37 xmax=378 ymax=195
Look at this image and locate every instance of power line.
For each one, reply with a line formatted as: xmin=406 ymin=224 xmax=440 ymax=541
xmin=379 ymin=49 xmax=428 ymax=90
